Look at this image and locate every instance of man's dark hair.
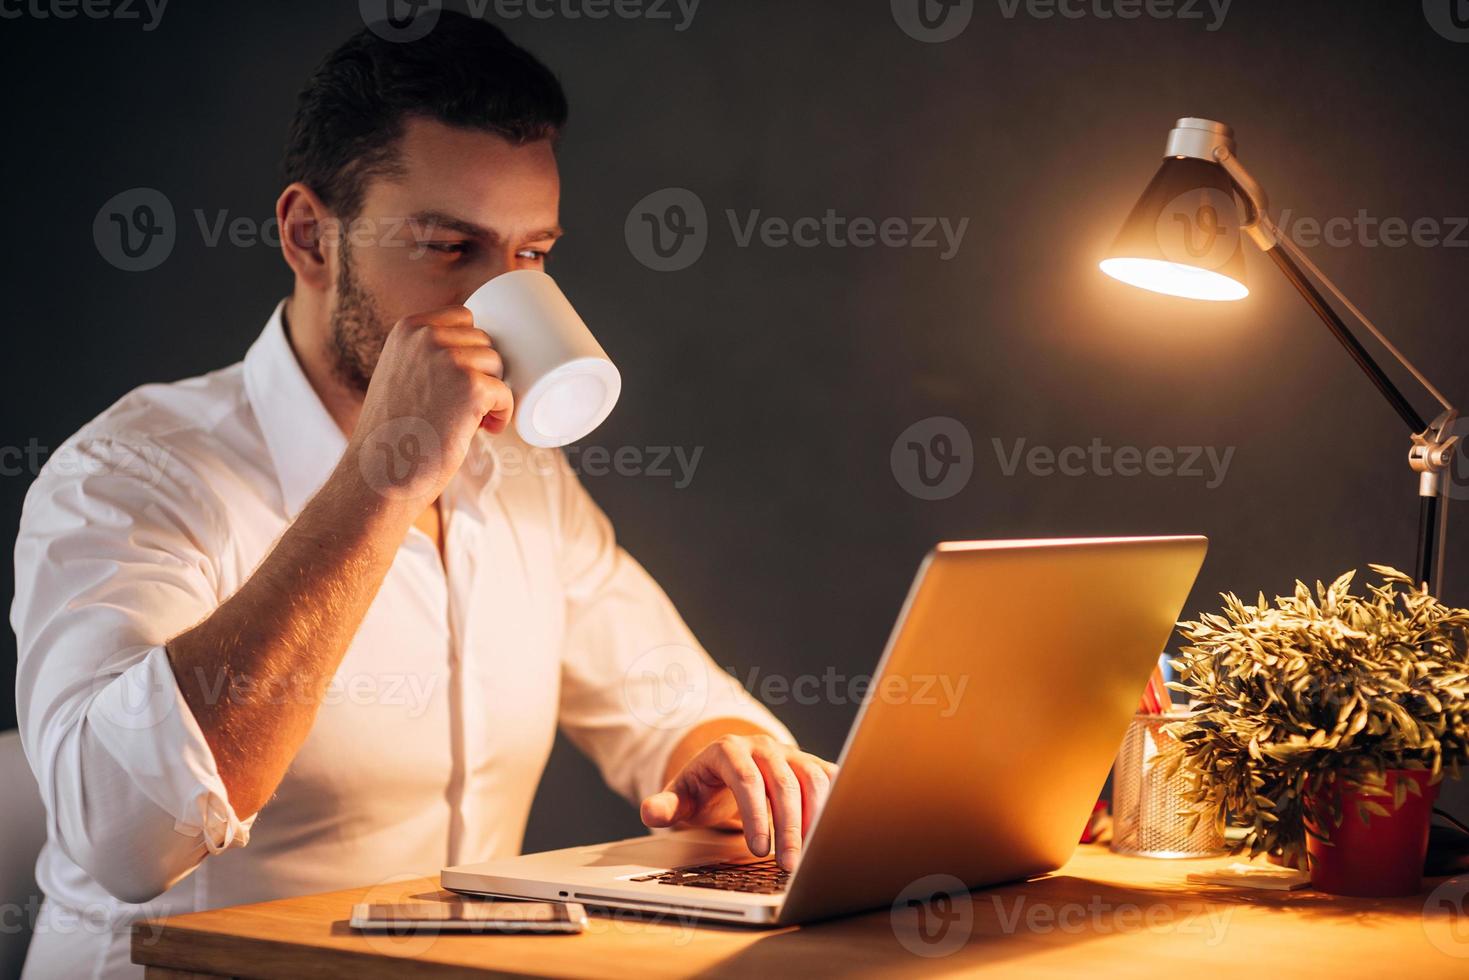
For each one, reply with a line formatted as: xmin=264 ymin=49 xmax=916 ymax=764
xmin=282 ymin=12 xmax=568 ymax=219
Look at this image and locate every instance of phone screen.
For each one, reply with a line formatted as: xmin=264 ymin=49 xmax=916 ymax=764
xmin=360 ymin=901 xmax=572 ymax=924
xmin=350 ymin=900 xmax=588 ymax=934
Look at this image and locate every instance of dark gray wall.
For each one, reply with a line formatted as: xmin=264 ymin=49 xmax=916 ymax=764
xmin=3 ymin=1 xmax=1468 ymax=850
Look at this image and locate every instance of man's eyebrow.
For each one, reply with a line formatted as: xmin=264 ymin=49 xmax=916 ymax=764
xmin=405 ymin=210 xmax=564 ymax=242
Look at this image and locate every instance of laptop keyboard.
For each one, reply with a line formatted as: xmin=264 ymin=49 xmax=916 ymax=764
xmin=629 ymin=858 xmax=791 ymax=894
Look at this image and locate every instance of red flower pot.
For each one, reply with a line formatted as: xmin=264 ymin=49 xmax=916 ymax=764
xmin=1304 ymin=769 xmax=1438 ymax=897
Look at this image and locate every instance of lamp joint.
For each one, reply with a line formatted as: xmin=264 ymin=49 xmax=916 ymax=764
xmin=1410 ymin=409 xmax=1461 ymax=497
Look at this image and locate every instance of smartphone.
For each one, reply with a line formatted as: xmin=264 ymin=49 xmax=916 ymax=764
xmin=349 ymin=900 xmax=587 ymax=934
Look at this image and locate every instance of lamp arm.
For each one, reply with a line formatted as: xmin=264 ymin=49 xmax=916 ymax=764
xmin=1212 ymin=146 xmax=1460 ymax=593
xmin=1213 ymin=146 xmax=1458 ymax=425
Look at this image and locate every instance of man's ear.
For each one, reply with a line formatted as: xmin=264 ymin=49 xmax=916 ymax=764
xmin=277 ymin=182 xmax=335 ymax=293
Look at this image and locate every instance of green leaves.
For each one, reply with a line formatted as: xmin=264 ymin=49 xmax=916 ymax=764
xmin=1165 ymin=566 xmax=1469 ymax=857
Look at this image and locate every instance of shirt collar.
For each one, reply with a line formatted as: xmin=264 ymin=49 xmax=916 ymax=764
xmin=243 ymin=301 xmax=503 ymax=519
xmin=243 ymin=301 xmax=349 ymax=519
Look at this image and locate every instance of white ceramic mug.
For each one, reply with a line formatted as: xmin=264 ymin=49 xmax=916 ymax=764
xmin=462 ymin=270 xmax=621 ymax=448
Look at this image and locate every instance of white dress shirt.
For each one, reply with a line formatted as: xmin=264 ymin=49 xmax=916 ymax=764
xmin=11 ymin=303 xmax=790 ymax=979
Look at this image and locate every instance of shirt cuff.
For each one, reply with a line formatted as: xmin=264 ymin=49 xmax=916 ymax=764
xmin=89 ymin=645 xmax=254 ymax=854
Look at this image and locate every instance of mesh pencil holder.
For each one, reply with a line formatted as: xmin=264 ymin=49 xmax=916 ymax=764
xmin=1110 ymin=711 xmax=1227 ymax=858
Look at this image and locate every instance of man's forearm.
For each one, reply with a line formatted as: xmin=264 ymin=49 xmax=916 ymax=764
xmin=166 ymin=459 xmax=420 ymax=818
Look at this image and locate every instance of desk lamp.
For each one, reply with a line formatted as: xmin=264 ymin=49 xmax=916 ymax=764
xmin=1100 ymin=117 xmax=1460 ymax=595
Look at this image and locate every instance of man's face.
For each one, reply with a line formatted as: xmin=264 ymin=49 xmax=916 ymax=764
xmin=326 ymin=116 xmax=562 ymax=391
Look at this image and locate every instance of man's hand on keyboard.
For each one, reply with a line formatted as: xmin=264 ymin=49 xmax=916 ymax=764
xmin=639 ymin=733 xmax=838 ymax=872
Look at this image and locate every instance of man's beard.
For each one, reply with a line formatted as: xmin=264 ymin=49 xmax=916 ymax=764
xmin=327 ymin=242 xmax=389 ymax=394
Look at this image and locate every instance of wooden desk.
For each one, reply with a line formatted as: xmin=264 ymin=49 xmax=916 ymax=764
xmin=133 ymin=846 xmax=1467 ymax=978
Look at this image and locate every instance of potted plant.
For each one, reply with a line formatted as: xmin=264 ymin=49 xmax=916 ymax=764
xmin=1160 ymin=565 xmax=1469 ymax=897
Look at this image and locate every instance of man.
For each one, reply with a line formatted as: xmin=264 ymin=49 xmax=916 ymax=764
xmin=12 ymin=14 xmax=834 ymax=978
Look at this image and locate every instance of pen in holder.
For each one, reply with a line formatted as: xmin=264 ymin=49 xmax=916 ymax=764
xmin=1110 ymin=711 xmax=1227 ymax=858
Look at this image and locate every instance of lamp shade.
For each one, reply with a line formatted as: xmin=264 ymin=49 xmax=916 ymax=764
xmin=1100 ymin=155 xmax=1249 ymax=301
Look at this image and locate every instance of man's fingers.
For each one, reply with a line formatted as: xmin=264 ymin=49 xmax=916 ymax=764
xmin=639 ymin=789 xmax=684 ymax=828
xmin=791 ymin=755 xmax=832 ymax=838
xmin=754 ymin=750 xmax=804 ymax=871
xmin=714 ymin=744 xmax=770 ymax=857
xmin=430 ymin=321 xmax=493 ymax=348
xmin=450 ymin=345 xmax=504 ymax=380
xmin=399 ymin=305 xmax=476 ymax=331
xmin=471 ymin=374 xmax=514 ymax=433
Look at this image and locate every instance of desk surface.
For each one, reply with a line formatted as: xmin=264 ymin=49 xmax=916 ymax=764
xmin=132 ymin=845 xmax=1467 ymax=979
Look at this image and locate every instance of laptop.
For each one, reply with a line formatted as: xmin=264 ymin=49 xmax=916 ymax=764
xmin=442 ymin=535 xmax=1208 ymax=926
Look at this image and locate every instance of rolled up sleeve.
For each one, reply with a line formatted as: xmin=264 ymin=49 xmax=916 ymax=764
xmin=551 ymin=461 xmax=794 ymax=804
xmin=12 ymin=437 xmax=251 ymax=905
